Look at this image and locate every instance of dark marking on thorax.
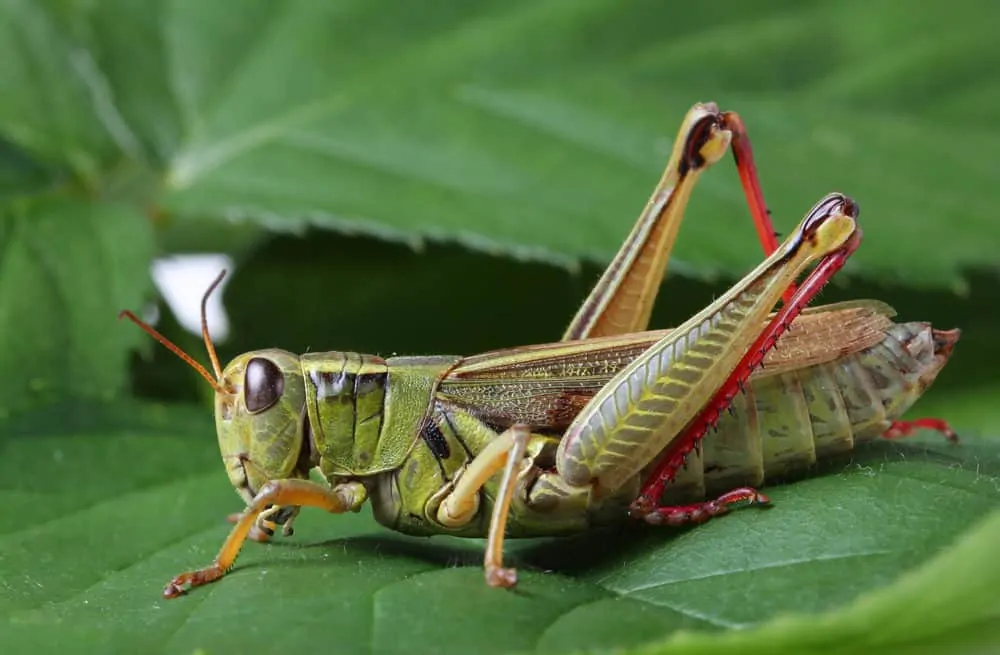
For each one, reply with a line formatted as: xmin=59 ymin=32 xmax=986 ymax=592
xmin=421 ymin=418 xmax=451 ymax=460
xmin=312 ymin=368 xmax=351 ymax=399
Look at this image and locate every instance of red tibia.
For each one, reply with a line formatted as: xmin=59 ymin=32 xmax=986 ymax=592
xmin=639 ymin=487 xmax=770 ymax=526
xmin=722 ymin=111 xmax=795 ymax=306
xmin=630 ymin=235 xmax=861 ymax=518
xmin=884 ymin=418 xmax=959 ymax=444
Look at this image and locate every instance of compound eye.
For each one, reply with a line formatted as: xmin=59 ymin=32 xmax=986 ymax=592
xmin=244 ymin=357 xmax=285 ymax=413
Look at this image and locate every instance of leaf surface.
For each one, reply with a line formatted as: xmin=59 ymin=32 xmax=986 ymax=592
xmin=1 ymin=1 xmax=997 ymax=287
xmin=0 ymin=401 xmax=997 ymax=654
xmin=0 ymin=198 xmax=153 ymax=415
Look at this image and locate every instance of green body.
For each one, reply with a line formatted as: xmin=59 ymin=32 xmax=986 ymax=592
xmin=259 ymin=315 xmax=952 ymax=540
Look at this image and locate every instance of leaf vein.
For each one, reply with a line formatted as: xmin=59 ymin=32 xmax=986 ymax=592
xmin=611 ymin=549 xmax=892 ymax=595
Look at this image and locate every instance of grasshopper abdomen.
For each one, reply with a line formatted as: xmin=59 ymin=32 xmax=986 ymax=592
xmin=664 ymin=322 xmax=958 ymax=502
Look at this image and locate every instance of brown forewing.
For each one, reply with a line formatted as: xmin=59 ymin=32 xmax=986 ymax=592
xmin=437 ymin=300 xmax=895 ymax=432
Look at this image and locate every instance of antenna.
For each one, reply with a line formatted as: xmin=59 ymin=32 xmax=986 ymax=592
xmin=119 ymin=269 xmax=230 ymax=394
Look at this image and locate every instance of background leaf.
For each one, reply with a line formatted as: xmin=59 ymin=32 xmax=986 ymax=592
xmin=2 ymin=0 xmax=1000 ymax=414
xmin=157 ymin=0 xmax=1000 ymax=288
xmin=2 ymin=0 xmax=1000 ymax=287
xmin=0 ymin=197 xmax=153 ymax=415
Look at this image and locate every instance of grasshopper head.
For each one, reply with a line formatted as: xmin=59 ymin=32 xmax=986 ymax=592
xmin=119 ymin=272 xmax=314 ymax=505
xmin=215 ymin=349 xmax=310 ymax=503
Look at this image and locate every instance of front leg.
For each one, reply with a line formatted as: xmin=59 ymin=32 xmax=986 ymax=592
xmin=164 ymin=480 xmax=366 ymax=598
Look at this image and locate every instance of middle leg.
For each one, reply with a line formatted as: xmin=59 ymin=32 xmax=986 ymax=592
xmin=436 ymin=424 xmax=531 ymax=588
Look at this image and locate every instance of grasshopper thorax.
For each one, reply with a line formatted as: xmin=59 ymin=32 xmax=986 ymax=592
xmin=215 ymin=349 xmax=311 ymax=504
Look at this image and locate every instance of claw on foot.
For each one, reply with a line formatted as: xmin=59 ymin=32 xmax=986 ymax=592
xmin=630 ymin=487 xmax=770 ymax=526
xmin=628 ymin=493 xmax=656 ymax=520
xmin=884 ymin=418 xmax=958 ymax=444
xmin=486 ymin=565 xmax=518 ymax=589
xmin=163 ymin=564 xmax=225 ymax=599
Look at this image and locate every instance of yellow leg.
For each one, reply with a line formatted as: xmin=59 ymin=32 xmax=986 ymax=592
xmin=563 ymin=103 xmax=731 ymax=340
xmin=436 ymin=424 xmax=530 ymax=588
xmin=164 ymin=479 xmax=366 ymax=598
xmin=564 ymin=104 xmax=786 ymax=340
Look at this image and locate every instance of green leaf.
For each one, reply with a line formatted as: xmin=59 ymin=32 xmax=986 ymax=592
xmin=2 ymin=0 xmax=998 ymax=289
xmin=0 ymin=197 xmax=154 ymax=415
xmin=152 ymin=0 xmax=1000 ymax=288
xmin=0 ymin=401 xmax=997 ymax=654
xmin=0 ymin=0 xmax=120 ymax=180
xmin=637 ymin=509 xmax=1000 ymax=655
xmin=3 ymin=0 xmax=997 ymax=413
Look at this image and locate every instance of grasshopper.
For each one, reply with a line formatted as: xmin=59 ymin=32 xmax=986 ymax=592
xmin=122 ymin=103 xmax=958 ymax=597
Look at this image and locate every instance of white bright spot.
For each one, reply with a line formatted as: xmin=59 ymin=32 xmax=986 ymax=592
xmin=151 ymin=254 xmax=234 ymax=341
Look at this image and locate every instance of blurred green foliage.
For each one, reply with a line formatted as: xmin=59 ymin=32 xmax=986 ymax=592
xmin=1 ymin=1 xmax=998 ymax=653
